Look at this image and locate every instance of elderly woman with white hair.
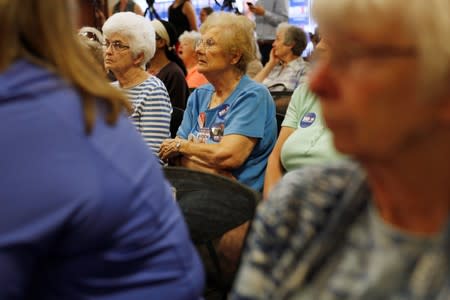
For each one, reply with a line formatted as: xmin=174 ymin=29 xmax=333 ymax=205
xmin=178 ymin=30 xmax=208 ymax=88
xmin=231 ymin=0 xmax=450 ymax=298
xmin=102 ymin=12 xmax=172 ymax=157
xmin=253 ymin=22 xmax=309 ymax=92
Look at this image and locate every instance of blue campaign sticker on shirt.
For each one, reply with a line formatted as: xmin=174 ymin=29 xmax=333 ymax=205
xmin=300 ymin=112 xmax=316 ymax=128
xmin=217 ymin=104 xmax=230 ymax=120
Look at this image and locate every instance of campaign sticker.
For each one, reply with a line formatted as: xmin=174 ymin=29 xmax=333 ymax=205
xmin=217 ymin=104 xmax=230 ymax=119
xmin=198 ymin=112 xmax=206 ymax=129
xmin=300 ymin=112 xmax=316 ymax=128
xmin=210 ymin=123 xmax=225 ymax=142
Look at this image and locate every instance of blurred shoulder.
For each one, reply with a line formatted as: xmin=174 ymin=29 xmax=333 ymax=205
xmin=264 ymin=161 xmax=366 ymax=215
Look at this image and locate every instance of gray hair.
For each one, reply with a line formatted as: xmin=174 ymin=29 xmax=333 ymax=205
xmin=79 ymin=26 xmax=104 ymax=44
xmin=277 ymin=23 xmax=308 ymax=57
xmin=179 ymin=30 xmax=202 ymax=51
xmin=312 ymin=0 xmax=450 ymax=99
xmin=102 ymin=12 xmax=155 ymax=69
xmin=200 ymin=12 xmax=256 ymax=74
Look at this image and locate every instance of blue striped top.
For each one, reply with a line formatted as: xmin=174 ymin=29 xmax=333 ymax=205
xmin=113 ymin=76 xmax=172 ymax=157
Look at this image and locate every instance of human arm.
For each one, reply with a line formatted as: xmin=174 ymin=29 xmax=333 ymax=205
xmin=251 ymin=0 xmax=288 ymax=26
xmin=182 ymin=1 xmax=199 ymax=31
xmin=159 ymin=134 xmax=257 ymax=172
xmin=131 ymin=77 xmax=172 ymax=155
xmin=262 ymin=126 xmax=295 ymax=199
xmin=253 ymin=48 xmax=279 ymax=83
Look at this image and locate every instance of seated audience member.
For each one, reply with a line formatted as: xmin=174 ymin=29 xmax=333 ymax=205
xmin=149 ymin=19 xmax=190 ymax=137
xmin=103 ymin=12 xmax=172 ymax=157
xmin=231 ymin=0 xmax=450 ymax=299
xmin=263 ymin=41 xmax=344 ymax=198
xmin=0 ymin=0 xmax=204 ymax=299
xmin=253 ymin=23 xmax=309 ymax=92
xmin=159 ymin=11 xmax=277 ymax=275
xmin=178 ymin=30 xmax=208 ymax=88
xmin=78 ymin=26 xmax=106 ymax=72
xmin=110 ymin=0 xmax=143 ymax=16
xmin=199 ymin=6 xmax=213 ymax=24
xmin=160 ymin=12 xmax=277 ymax=192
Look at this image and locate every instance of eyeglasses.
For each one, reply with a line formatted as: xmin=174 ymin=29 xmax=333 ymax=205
xmin=195 ymin=38 xmax=217 ymax=50
xmin=311 ymin=44 xmax=417 ymax=72
xmin=103 ymin=40 xmax=130 ymax=52
xmin=79 ymin=31 xmax=101 ymax=44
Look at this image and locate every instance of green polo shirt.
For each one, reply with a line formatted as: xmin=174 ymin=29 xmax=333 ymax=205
xmin=280 ymin=85 xmax=344 ymax=171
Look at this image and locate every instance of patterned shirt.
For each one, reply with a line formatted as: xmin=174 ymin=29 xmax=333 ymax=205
xmin=230 ymin=163 xmax=450 ymax=300
xmin=262 ymin=57 xmax=309 ymax=92
xmin=113 ymin=76 xmax=172 ymax=157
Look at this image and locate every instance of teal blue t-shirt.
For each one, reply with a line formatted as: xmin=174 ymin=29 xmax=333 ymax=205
xmin=178 ymin=75 xmax=277 ymax=191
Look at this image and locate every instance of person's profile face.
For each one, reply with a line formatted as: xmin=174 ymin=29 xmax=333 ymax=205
xmin=199 ymin=9 xmax=208 ymax=23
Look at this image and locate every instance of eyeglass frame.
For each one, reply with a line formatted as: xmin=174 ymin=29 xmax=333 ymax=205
xmin=79 ymin=31 xmax=101 ymax=44
xmin=102 ymin=40 xmax=130 ymax=52
xmin=310 ymin=43 xmax=417 ymax=73
xmin=195 ymin=37 xmax=217 ymax=50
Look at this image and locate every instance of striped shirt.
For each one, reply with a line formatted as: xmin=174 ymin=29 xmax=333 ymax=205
xmin=113 ymin=76 xmax=172 ymax=157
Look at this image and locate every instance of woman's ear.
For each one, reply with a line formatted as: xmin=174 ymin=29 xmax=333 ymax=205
xmin=230 ymin=50 xmax=243 ymax=66
xmin=133 ymin=52 xmax=145 ymax=66
xmin=156 ymin=38 xmax=166 ymax=49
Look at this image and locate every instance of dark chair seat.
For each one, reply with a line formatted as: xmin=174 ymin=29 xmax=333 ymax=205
xmin=163 ymin=166 xmax=260 ymax=243
xmin=163 ymin=167 xmax=260 ymax=299
xmin=170 ymin=106 xmax=185 ymax=138
xmin=270 ymin=91 xmax=294 ymax=134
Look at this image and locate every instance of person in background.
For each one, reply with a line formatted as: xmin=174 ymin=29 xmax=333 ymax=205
xmin=253 ymin=22 xmax=309 ymax=92
xmin=168 ymin=0 xmax=198 ymax=39
xmin=178 ymin=30 xmax=208 ymax=88
xmin=78 ymin=26 xmax=106 ymax=73
xmin=231 ymin=0 xmax=450 ymax=298
xmin=263 ymin=41 xmax=344 ymax=199
xmin=110 ymin=0 xmax=143 ymax=16
xmin=0 ymin=0 xmax=204 ymax=298
xmin=248 ymin=0 xmax=288 ymax=65
xmin=149 ymin=19 xmax=189 ymax=137
xmin=199 ymin=6 xmax=213 ymax=24
xmin=103 ymin=12 xmax=172 ymax=158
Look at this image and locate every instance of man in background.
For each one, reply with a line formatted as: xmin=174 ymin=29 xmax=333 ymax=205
xmin=248 ymin=0 xmax=288 ymax=65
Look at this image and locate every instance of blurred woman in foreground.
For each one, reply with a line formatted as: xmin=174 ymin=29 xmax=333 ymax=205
xmin=0 ymin=1 xmax=204 ymax=298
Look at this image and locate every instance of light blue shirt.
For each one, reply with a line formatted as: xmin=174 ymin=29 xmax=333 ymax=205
xmin=178 ymin=75 xmax=277 ymax=191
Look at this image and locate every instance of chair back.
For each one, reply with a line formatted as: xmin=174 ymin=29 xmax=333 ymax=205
xmin=163 ymin=166 xmax=260 ymax=243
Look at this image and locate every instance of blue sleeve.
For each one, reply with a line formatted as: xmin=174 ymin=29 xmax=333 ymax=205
xmin=224 ymin=85 xmax=272 ymax=139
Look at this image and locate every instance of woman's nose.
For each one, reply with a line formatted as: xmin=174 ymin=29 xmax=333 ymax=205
xmin=308 ymin=59 xmax=338 ymax=101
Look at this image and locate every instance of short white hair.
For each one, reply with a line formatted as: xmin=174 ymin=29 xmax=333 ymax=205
xmin=178 ymin=30 xmax=201 ymax=50
xmin=102 ymin=12 xmax=155 ymax=69
xmin=312 ymin=0 xmax=450 ymax=98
